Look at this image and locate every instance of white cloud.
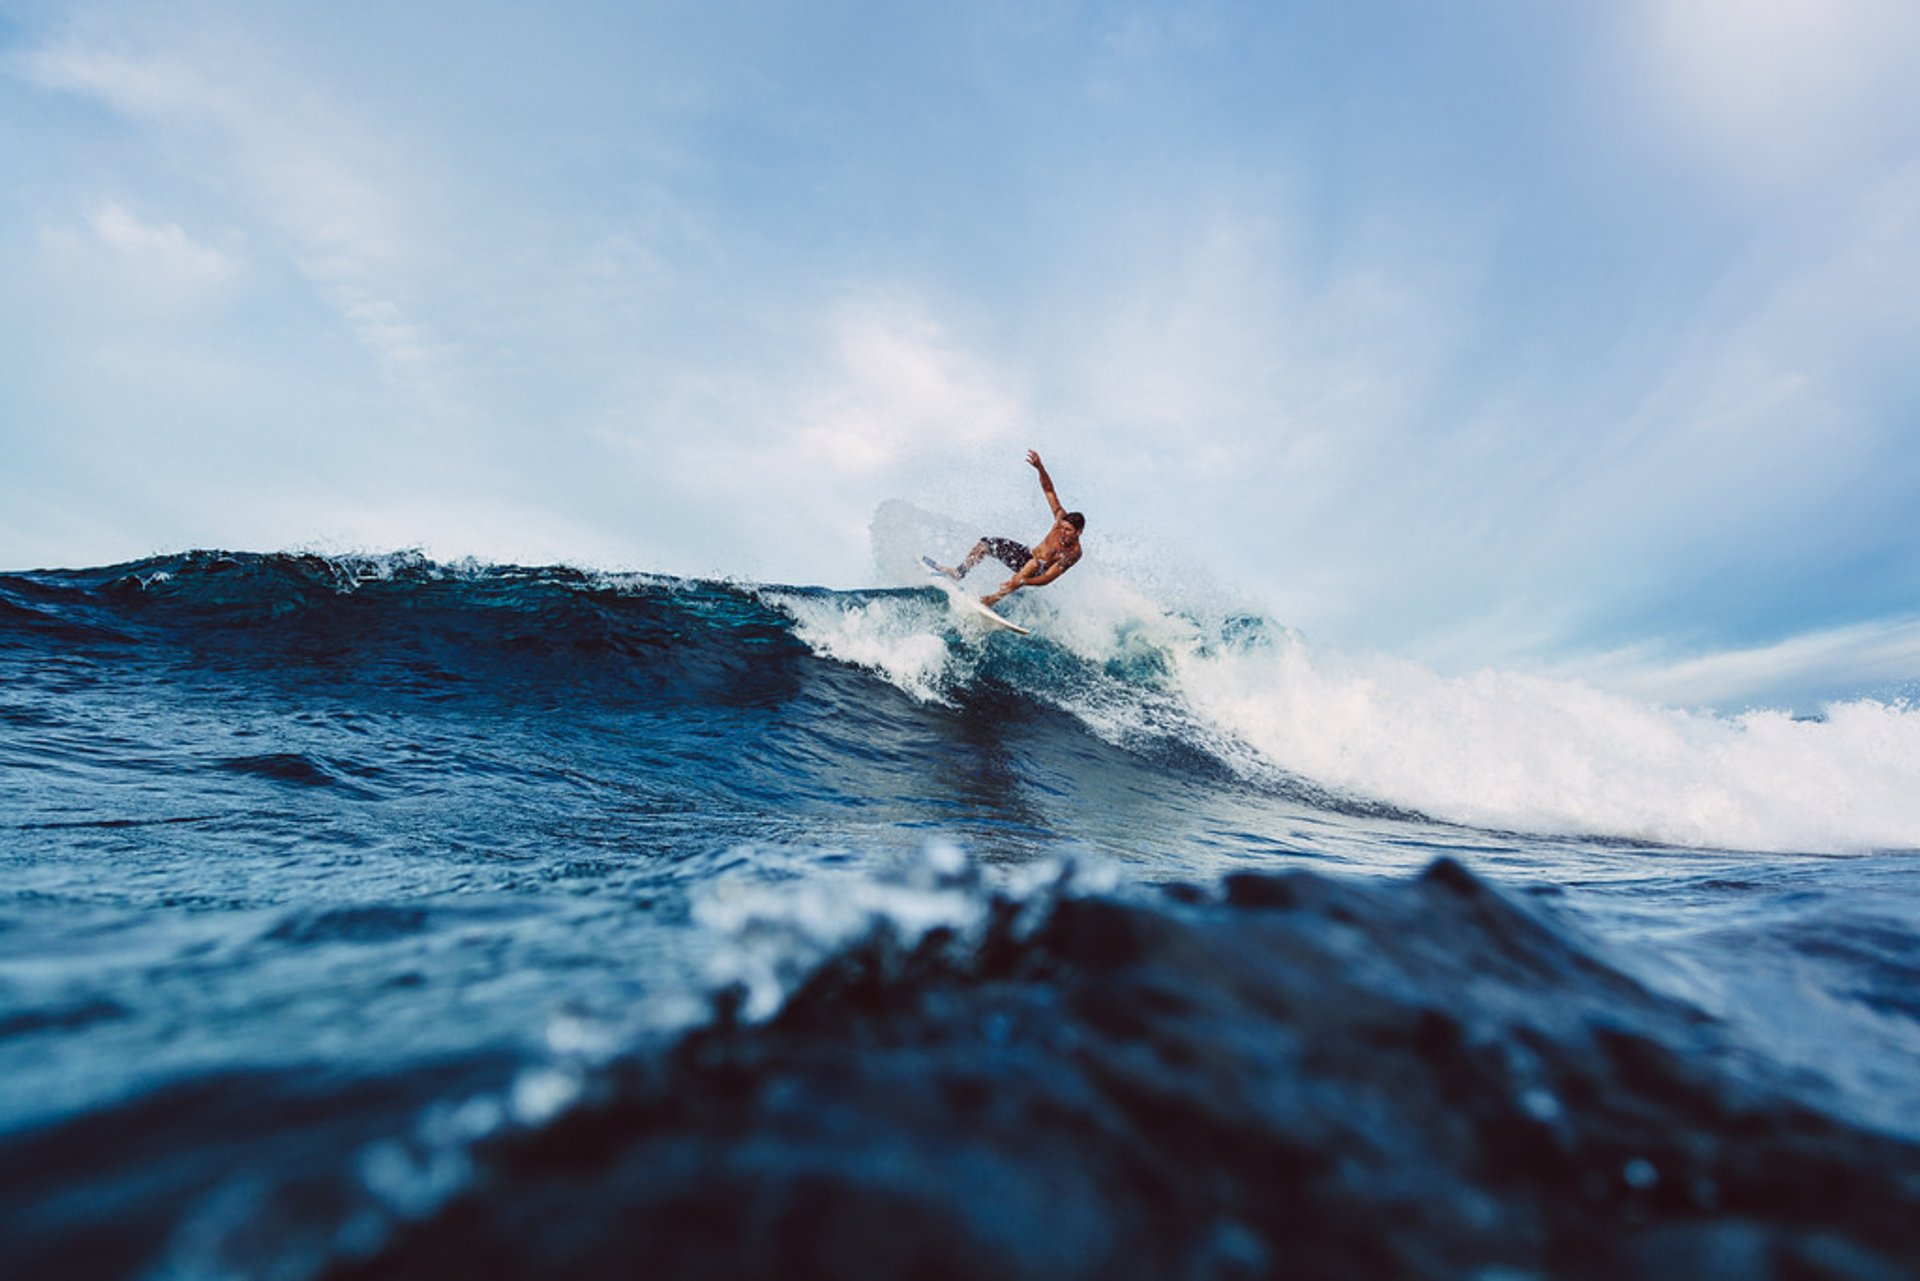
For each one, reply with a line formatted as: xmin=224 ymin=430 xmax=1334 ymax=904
xmin=1636 ymin=0 xmax=1920 ymax=182
xmin=602 ymin=293 xmax=1031 ymax=585
xmin=87 ymin=202 xmax=235 ymax=275
xmin=794 ymin=298 xmax=1022 ymax=476
xmin=327 ymin=289 xmax=457 ymax=374
xmin=38 ymin=201 xmax=243 ymax=320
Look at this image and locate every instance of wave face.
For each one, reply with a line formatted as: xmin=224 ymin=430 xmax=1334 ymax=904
xmin=4 ymin=551 xmax=1920 ymax=1278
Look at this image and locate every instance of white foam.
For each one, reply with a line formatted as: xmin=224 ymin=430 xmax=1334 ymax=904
xmin=1188 ymin=631 xmax=1920 ymax=850
xmin=689 ymin=844 xmax=1120 ymax=1022
xmin=932 ymin=553 xmax=1920 ymax=854
xmin=767 ymin=590 xmax=963 ymax=703
xmin=858 ymin=499 xmax=1920 ymax=853
xmin=691 ymin=844 xmax=993 ymax=1020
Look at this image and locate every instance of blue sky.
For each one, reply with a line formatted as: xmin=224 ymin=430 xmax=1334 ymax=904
xmin=4 ymin=1 xmax=1919 ymax=706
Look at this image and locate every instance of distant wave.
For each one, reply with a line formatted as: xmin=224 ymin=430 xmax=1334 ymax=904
xmin=7 ymin=549 xmax=1919 ymax=854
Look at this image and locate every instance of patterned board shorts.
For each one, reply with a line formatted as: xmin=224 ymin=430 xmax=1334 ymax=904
xmin=980 ymin=538 xmax=1032 ymax=572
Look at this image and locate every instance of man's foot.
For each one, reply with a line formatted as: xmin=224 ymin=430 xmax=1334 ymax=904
xmin=921 ymin=555 xmax=961 ymax=580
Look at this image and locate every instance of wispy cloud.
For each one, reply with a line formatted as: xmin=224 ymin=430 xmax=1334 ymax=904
xmin=23 ymin=24 xmax=456 ymax=384
xmin=38 ymin=200 xmax=243 ymax=320
xmin=85 ymin=201 xmax=237 ymax=277
xmin=1553 ymin=614 xmax=1920 ymax=712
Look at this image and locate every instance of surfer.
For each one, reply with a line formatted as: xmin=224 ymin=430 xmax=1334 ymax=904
xmin=930 ymin=450 xmax=1084 ymax=607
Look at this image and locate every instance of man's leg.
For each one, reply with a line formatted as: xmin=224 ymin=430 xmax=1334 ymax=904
xmin=950 ymin=539 xmax=997 ymax=579
xmin=927 ymin=544 xmax=978 ymax=579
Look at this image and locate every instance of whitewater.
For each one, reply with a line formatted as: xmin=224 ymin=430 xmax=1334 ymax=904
xmin=842 ymin=512 xmax=1920 ymax=855
xmin=4 ymin=547 xmax=1919 ymax=1278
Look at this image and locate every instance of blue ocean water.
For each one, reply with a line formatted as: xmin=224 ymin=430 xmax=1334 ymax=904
xmin=4 ymin=549 xmax=1920 ymax=1278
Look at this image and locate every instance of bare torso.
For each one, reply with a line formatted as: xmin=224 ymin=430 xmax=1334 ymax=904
xmin=1030 ymin=521 xmax=1082 ymax=572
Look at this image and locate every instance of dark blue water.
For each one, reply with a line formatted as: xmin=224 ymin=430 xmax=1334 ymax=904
xmin=4 ymin=551 xmax=1919 ymax=1278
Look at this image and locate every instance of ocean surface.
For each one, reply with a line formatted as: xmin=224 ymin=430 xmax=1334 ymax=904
xmin=5 ymin=549 xmax=1920 ymax=1279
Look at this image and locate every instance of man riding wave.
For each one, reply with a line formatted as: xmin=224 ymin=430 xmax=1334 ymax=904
xmin=928 ymin=450 xmax=1084 ymax=607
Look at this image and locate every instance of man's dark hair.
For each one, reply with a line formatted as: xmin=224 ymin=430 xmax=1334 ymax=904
xmin=1065 ymin=512 xmax=1086 ymax=531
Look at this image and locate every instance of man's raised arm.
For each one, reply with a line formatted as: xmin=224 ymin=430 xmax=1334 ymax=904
xmin=1028 ymin=449 xmax=1066 ymax=519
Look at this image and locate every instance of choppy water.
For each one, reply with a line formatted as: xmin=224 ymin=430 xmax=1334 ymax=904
xmin=4 ymin=549 xmax=1919 ymax=1278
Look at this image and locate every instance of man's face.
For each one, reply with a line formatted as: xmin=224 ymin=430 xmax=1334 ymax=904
xmin=1056 ymin=516 xmax=1080 ymax=546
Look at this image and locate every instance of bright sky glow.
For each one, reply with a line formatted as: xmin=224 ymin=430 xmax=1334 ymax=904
xmin=4 ymin=1 xmax=1919 ymax=707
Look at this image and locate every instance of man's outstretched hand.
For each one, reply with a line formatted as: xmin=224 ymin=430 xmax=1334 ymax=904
xmin=1027 ymin=449 xmax=1044 ymax=470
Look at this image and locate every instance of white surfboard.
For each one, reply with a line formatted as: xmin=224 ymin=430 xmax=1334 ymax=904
xmin=923 ymin=558 xmax=1031 ymax=635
